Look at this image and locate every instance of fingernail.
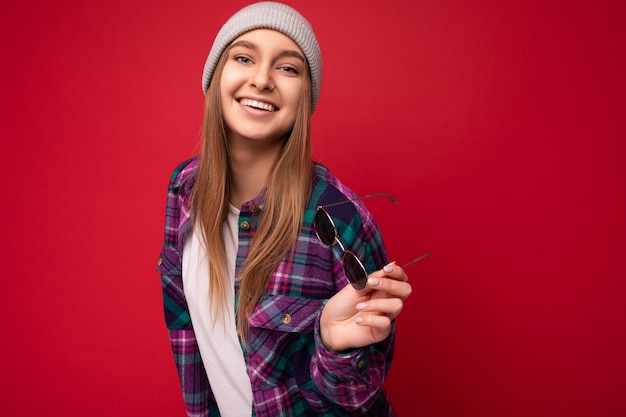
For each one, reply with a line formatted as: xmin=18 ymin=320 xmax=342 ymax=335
xmin=354 ymin=317 xmax=364 ymax=324
xmin=367 ymin=277 xmax=381 ymax=287
xmin=356 ymin=302 xmax=367 ymax=310
xmin=383 ymin=262 xmax=396 ymax=273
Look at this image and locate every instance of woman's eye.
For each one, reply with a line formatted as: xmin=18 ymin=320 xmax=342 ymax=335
xmin=279 ymin=66 xmax=299 ymax=74
xmin=235 ymin=56 xmax=252 ymax=64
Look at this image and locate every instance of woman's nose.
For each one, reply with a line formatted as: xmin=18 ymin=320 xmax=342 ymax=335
xmin=250 ymin=65 xmax=274 ymax=91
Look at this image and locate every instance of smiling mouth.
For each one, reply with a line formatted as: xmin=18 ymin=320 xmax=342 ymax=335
xmin=239 ymin=98 xmax=276 ymax=112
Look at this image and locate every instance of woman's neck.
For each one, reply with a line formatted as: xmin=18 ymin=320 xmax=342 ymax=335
xmin=228 ymin=137 xmax=283 ymax=208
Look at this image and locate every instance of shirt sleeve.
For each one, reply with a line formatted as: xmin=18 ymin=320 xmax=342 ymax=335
xmin=169 ymin=329 xmax=214 ymax=416
xmin=158 ymin=158 xmax=215 ymax=416
xmin=158 ymin=158 xmax=195 ymax=330
xmin=311 ymin=313 xmax=395 ymax=411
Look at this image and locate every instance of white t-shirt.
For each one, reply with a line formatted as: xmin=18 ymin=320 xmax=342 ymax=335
xmin=182 ymin=205 xmax=253 ymax=416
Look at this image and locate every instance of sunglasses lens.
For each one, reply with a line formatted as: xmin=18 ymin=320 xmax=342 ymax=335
xmin=343 ymin=252 xmax=368 ymax=290
xmin=314 ymin=209 xmax=336 ymax=246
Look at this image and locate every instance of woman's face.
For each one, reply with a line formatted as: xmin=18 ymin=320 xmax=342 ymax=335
xmin=220 ymin=29 xmax=305 ymax=145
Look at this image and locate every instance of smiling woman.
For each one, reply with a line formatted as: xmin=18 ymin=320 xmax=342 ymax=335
xmin=157 ymin=2 xmax=412 ymax=416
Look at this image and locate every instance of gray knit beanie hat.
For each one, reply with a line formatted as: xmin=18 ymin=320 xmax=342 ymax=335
xmin=201 ymin=1 xmax=322 ymax=111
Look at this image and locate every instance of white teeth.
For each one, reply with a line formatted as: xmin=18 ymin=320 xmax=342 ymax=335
xmin=240 ymin=98 xmax=275 ymax=112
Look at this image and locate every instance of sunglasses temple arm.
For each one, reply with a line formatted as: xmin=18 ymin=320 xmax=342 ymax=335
xmin=400 ymin=252 xmax=433 ymax=269
xmin=321 ymin=192 xmax=399 ymax=209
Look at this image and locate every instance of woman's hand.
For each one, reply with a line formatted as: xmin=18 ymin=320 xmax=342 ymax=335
xmin=320 ymin=262 xmax=413 ymax=353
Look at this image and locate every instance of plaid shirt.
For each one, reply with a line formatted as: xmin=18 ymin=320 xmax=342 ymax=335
xmin=158 ymin=157 xmax=398 ymax=416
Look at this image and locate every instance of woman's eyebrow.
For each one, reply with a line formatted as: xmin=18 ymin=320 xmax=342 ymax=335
xmin=279 ymin=49 xmax=304 ymax=62
xmin=229 ymin=40 xmax=304 ymax=62
xmin=229 ymin=40 xmax=257 ymax=51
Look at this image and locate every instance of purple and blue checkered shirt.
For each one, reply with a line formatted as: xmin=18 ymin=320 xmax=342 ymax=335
xmin=158 ymin=157 xmax=398 ymax=416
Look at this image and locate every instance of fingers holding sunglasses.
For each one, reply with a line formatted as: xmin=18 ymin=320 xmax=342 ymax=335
xmin=355 ymin=297 xmax=405 ymax=321
xmin=364 ymin=265 xmax=413 ymax=300
xmin=382 ymin=261 xmax=409 ymax=282
xmin=320 ymin=284 xmax=383 ymax=352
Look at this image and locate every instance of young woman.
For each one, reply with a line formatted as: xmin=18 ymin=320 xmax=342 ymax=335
xmin=157 ymin=2 xmax=413 ymax=416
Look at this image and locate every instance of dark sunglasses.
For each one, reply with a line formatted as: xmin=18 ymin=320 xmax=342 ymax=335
xmin=314 ymin=192 xmax=432 ymax=290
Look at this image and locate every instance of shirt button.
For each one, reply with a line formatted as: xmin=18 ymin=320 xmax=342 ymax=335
xmin=357 ymin=358 xmax=365 ymax=369
xmin=240 ymin=221 xmax=250 ymax=231
xmin=157 ymin=258 xmax=163 ymax=266
xmin=249 ymin=204 xmax=258 ymax=213
xmin=281 ymin=313 xmax=292 ymax=325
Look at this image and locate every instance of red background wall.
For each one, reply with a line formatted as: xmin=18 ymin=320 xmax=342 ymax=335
xmin=2 ymin=0 xmax=625 ymax=415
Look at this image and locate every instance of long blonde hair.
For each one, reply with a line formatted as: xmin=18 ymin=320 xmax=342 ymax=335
xmin=191 ymin=45 xmax=313 ymax=346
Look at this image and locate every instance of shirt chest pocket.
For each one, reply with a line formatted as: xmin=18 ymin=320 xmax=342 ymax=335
xmin=248 ymin=295 xmax=326 ymax=334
